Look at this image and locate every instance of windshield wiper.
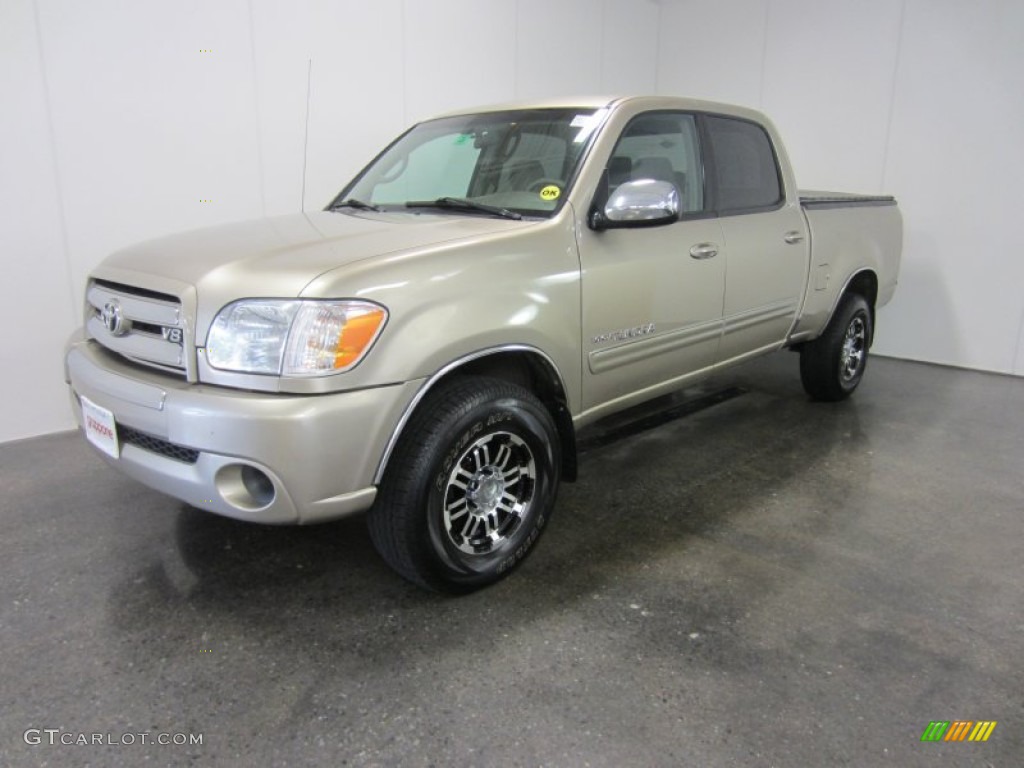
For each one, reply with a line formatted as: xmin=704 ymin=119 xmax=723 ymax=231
xmin=330 ymin=198 xmax=381 ymax=212
xmin=405 ymin=197 xmax=522 ymax=221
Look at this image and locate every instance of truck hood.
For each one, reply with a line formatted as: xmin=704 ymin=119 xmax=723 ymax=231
xmin=96 ymin=210 xmax=533 ymax=298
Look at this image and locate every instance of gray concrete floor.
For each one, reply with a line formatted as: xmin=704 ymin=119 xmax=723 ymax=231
xmin=1 ymin=353 xmax=1022 ymax=767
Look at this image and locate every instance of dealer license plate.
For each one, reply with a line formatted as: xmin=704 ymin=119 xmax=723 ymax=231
xmin=81 ymin=395 xmax=120 ymax=459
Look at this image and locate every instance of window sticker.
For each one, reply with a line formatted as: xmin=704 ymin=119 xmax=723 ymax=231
xmin=539 ymin=185 xmax=561 ymax=201
xmin=572 ymin=108 xmax=610 ymax=144
xmin=454 ymin=133 xmax=472 ymax=145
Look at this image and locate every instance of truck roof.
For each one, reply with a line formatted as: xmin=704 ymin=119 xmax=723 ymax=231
xmin=429 ymin=95 xmax=769 ymax=124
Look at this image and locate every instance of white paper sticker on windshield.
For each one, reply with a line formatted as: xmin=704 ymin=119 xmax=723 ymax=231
xmin=572 ymin=108 xmax=609 ymax=144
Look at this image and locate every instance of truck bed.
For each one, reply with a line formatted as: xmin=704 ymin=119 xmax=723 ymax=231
xmin=787 ymin=190 xmax=902 ymax=343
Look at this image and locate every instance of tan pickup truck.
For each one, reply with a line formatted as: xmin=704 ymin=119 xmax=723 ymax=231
xmin=65 ymin=96 xmax=902 ymax=591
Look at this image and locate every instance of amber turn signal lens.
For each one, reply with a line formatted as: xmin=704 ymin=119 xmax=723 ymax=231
xmin=333 ymin=308 xmax=387 ymax=369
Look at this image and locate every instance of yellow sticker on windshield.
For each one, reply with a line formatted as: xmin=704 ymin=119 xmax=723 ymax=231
xmin=539 ymin=185 xmax=561 ymax=201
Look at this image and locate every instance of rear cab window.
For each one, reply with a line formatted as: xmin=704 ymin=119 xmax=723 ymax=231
xmin=704 ymin=115 xmax=784 ymax=214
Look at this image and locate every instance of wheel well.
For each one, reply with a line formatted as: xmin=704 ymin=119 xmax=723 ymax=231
xmin=452 ymin=352 xmax=577 ymax=482
xmin=845 ymin=271 xmax=878 ymax=344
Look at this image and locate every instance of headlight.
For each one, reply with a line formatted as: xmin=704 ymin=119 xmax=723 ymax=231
xmin=206 ymin=299 xmax=387 ymax=376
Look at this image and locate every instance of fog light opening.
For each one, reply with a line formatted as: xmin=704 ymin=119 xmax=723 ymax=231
xmin=241 ymin=466 xmax=276 ymax=507
xmin=215 ymin=464 xmax=278 ymax=511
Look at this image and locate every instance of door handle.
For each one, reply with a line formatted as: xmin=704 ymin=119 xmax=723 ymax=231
xmin=689 ymin=243 xmax=719 ymax=260
xmin=784 ymin=231 xmax=805 ymax=244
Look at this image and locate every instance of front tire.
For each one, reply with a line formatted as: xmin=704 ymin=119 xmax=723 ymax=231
xmin=368 ymin=376 xmax=560 ymax=593
xmin=800 ymin=292 xmax=872 ymax=401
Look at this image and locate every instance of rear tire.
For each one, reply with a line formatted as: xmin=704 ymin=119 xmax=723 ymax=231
xmin=800 ymin=293 xmax=872 ymax=401
xmin=368 ymin=376 xmax=560 ymax=593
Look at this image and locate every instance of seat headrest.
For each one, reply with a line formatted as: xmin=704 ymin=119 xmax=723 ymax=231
xmin=633 ymin=156 xmax=676 ymax=184
xmin=609 ymin=156 xmax=632 ymax=186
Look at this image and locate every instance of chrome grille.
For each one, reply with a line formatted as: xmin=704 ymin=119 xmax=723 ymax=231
xmin=86 ymin=279 xmax=187 ymax=376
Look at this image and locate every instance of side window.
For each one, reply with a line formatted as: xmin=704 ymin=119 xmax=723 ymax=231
xmin=607 ymin=112 xmax=703 ymax=213
xmin=705 ymin=116 xmax=782 ymax=212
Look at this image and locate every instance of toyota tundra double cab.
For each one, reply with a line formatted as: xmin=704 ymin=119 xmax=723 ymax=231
xmin=65 ymin=96 xmax=902 ymax=591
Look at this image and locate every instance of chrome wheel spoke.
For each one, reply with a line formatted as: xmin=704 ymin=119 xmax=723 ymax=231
xmin=446 ymin=497 xmax=468 ymax=520
xmin=449 ymin=467 xmax=473 ymax=491
xmin=840 ymin=317 xmax=867 ymax=381
xmin=493 ymin=442 xmax=513 ymax=470
xmin=442 ymin=430 xmax=536 ymax=556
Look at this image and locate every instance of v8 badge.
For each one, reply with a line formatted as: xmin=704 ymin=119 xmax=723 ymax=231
xmin=162 ymin=327 xmax=183 ymax=345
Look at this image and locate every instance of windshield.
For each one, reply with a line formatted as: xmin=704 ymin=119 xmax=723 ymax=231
xmin=332 ymin=108 xmax=609 ymax=218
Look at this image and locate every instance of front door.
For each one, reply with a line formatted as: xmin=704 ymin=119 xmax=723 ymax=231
xmin=577 ymin=112 xmax=726 ymax=416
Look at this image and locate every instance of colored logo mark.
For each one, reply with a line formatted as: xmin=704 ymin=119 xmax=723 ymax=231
xmin=920 ymin=720 xmax=997 ymax=742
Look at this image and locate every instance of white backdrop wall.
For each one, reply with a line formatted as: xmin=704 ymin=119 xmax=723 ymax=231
xmin=1 ymin=0 xmax=1021 ymax=445
xmin=656 ymin=0 xmax=1024 ymax=376
xmin=0 ymin=0 xmax=660 ymax=443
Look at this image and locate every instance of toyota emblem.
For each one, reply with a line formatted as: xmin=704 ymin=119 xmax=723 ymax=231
xmin=101 ymin=300 xmax=129 ymax=337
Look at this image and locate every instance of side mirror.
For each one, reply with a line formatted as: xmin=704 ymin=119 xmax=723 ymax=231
xmin=590 ymin=179 xmax=680 ymax=230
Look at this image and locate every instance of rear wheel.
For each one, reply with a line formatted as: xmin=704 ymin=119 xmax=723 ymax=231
xmin=368 ymin=376 xmax=560 ymax=593
xmin=800 ymin=293 xmax=872 ymax=401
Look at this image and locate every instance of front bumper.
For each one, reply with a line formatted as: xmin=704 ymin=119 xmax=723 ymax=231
xmin=65 ymin=336 xmax=422 ymax=524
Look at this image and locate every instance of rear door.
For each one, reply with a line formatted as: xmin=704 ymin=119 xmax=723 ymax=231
xmin=576 ymin=111 xmax=725 ymax=414
xmin=705 ymin=115 xmax=810 ymax=362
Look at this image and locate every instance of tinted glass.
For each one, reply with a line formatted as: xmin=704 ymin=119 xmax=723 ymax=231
xmin=706 ymin=116 xmax=782 ymax=212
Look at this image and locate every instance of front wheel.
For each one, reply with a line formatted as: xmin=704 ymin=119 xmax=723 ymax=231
xmin=800 ymin=293 xmax=872 ymax=401
xmin=368 ymin=376 xmax=560 ymax=593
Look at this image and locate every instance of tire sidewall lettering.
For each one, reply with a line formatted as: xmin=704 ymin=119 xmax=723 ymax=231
xmin=496 ymin=522 xmax=542 ymax=574
xmin=434 ymin=419 xmax=486 ymax=491
xmin=433 ymin=408 xmax=518 ymax=491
